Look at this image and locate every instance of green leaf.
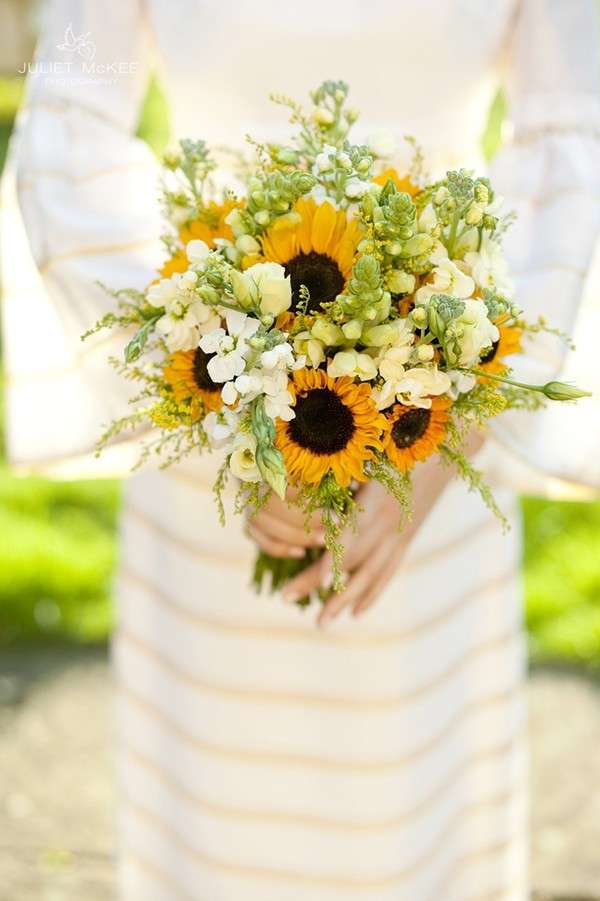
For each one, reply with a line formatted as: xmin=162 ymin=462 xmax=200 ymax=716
xmin=124 ymin=315 xmax=161 ymax=363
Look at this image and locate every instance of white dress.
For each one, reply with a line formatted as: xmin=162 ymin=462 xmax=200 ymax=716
xmin=2 ymin=2 xmax=600 ymax=899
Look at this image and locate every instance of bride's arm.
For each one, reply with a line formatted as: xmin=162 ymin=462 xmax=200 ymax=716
xmin=1 ymin=0 xmax=163 ymax=475
xmin=483 ymin=0 xmax=600 ymax=493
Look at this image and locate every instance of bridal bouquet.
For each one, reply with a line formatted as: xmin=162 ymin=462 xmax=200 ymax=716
xmin=87 ymin=80 xmax=588 ymax=603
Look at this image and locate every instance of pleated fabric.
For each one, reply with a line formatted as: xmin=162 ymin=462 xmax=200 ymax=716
xmin=113 ymin=454 xmax=528 ymax=901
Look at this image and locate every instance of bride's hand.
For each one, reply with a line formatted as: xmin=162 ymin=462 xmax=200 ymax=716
xmin=246 ymin=489 xmax=326 ymax=559
xmin=282 ymin=433 xmax=485 ymax=627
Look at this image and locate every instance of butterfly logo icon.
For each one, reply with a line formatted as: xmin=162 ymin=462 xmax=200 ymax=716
xmin=57 ymin=24 xmax=97 ymax=62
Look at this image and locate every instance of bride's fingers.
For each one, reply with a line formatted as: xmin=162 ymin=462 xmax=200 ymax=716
xmin=251 ymin=510 xmax=326 ymax=548
xmin=245 ymin=522 xmax=306 ymax=559
xmin=318 ymin=536 xmax=397 ymax=626
xmin=352 ymin=541 xmax=403 ymax=617
xmin=282 ymin=552 xmax=333 ymax=603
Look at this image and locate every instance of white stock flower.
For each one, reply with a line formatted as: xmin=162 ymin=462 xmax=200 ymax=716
xmin=229 ymin=433 xmax=261 ymax=482
xmin=203 ymin=408 xmax=239 ymax=450
xmin=415 ymin=257 xmax=475 ymax=305
xmin=464 ymin=235 xmax=513 ymax=296
xmin=148 ymin=274 xmax=220 ymax=351
xmin=447 ymin=370 xmax=477 ymax=400
xmin=345 ymin=178 xmax=369 ymax=200
xmin=394 ymin=366 xmax=452 ymax=408
xmin=186 ymin=239 xmax=210 ymax=266
xmin=314 ymin=144 xmax=337 ymax=173
xmin=454 ymin=299 xmax=499 ymax=367
xmin=417 ymin=203 xmax=438 ymax=233
xmin=199 ymin=309 xmax=260 ymax=383
xmin=293 ymin=331 xmax=326 ymax=368
xmin=260 ymin=341 xmax=295 ymax=371
xmin=327 ymin=350 xmax=377 ymax=381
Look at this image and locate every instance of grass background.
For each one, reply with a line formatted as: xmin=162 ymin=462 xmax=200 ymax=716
xmin=1 ymin=76 xmax=599 ymax=663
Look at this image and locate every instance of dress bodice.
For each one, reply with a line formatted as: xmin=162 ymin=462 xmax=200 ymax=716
xmin=147 ymin=0 xmax=518 ymax=169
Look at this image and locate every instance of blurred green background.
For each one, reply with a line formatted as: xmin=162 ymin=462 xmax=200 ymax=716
xmin=1 ymin=76 xmax=599 ymax=663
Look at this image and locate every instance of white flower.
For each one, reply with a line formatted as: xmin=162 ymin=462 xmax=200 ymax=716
xmin=186 ymin=239 xmax=210 ymax=266
xmin=345 ymin=178 xmax=369 ymax=200
xmin=314 ymin=144 xmax=337 ymax=173
xmin=367 ymin=130 xmax=396 ymax=159
xmin=146 ymin=277 xmax=176 ymax=308
xmin=293 ymin=331 xmax=325 ymax=368
xmin=203 ymin=408 xmax=239 ymax=450
xmin=464 ymin=235 xmax=513 ymax=296
xmin=378 ymin=346 xmax=412 ymax=382
xmin=417 ymin=203 xmax=438 ymax=233
xmin=447 ymin=370 xmax=476 ymax=400
xmin=327 ymin=350 xmax=377 ymax=381
xmin=393 ymin=366 xmax=452 ymax=408
xmin=415 ymin=257 xmax=475 ymax=305
xmin=454 ymin=299 xmax=500 ymax=367
xmin=199 ymin=309 xmax=260 ymax=383
xmin=229 ymin=433 xmax=261 ymax=482
xmin=416 ymin=344 xmax=435 ymax=362
xmin=260 ymin=341 xmax=295 ymax=370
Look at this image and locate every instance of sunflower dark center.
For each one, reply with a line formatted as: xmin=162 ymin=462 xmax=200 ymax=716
xmin=193 ymin=347 xmax=220 ymax=393
xmin=391 ymin=408 xmax=431 ymax=449
xmin=284 ymin=251 xmax=345 ymax=313
xmin=288 ymin=388 xmax=356 ymax=455
xmin=480 ymin=339 xmax=499 ymax=364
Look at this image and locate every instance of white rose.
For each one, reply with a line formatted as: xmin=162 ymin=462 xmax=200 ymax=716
xmin=242 ymin=261 xmax=292 ymax=316
xmin=229 ymin=433 xmax=261 ymax=482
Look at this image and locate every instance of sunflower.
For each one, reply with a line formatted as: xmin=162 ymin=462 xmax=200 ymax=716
xmin=163 ymin=347 xmax=222 ymax=419
xmin=180 ymin=198 xmax=240 ymax=248
xmin=383 ymin=397 xmax=451 ymax=472
xmin=373 ymin=167 xmax=420 ymax=198
xmin=260 ymin=198 xmax=362 ymax=314
xmin=275 ymin=368 xmax=387 ymax=487
xmin=479 ymin=324 xmax=522 ymax=375
xmin=158 ymin=249 xmax=189 ymax=279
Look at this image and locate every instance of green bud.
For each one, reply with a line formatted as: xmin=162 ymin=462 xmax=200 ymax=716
xmin=275 ymin=147 xmax=299 ymax=165
xmin=542 ymin=381 xmax=592 ymax=401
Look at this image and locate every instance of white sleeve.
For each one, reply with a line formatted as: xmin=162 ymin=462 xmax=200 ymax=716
xmin=0 ymin=0 xmax=164 ymax=476
xmin=480 ymin=0 xmax=600 ymax=496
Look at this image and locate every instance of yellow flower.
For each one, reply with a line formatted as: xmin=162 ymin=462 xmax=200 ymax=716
xmin=163 ymin=348 xmax=222 ymax=420
xmin=180 ymin=199 xmax=240 ymax=248
xmin=373 ymin=167 xmax=420 ymax=198
xmin=158 ymin=249 xmax=189 ymax=279
xmin=260 ymin=198 xmax=363 ymax=314
xmin=479 ymin=324 xmax=522 ymax=375
xmin=383 ymin=397 xmax=451 ymax=472
xmin=275 ymin=368 xmax=387 ymax=487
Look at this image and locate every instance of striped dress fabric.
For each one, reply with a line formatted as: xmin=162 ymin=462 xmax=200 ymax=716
xmin=2 ymin=1 xmax=599 ymax=899
xmin=114 ymin=457 xmax=528 ymax=901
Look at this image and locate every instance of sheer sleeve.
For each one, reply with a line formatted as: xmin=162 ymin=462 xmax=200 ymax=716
xmin=481 ymin=0 xmax=600 ymax=495
xmin=0 ymin=0 xmax=164 ymax=476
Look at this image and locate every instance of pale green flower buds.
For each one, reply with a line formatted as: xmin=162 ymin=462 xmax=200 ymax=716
xmin=454 ymin=226 xmax=479 ymax=256
xmin=313 ymin=107 xmax=335 ymax=126
xmin=254 ymin=210 xmax=271 ymax=227
xmin=465 ymin=203 xmax=484 ymax=226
